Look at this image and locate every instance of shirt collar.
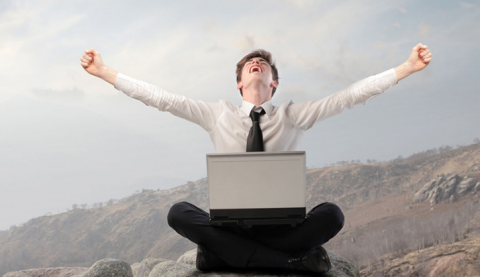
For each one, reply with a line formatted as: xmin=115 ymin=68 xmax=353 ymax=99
xmin=240 ymin=100 xmax=273 ymax=116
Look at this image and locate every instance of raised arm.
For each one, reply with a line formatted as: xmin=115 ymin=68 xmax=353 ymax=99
xmin=79 ymin=48 xmax=221 ymax=132
xmin=80 ymin=47 xmax=118 ymax=85
xmin=288 ymin=43 xmax=432 ymax=131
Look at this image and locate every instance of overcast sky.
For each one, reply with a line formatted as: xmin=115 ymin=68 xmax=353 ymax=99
xmin=1 ymin=0 xmax=479 ymax=230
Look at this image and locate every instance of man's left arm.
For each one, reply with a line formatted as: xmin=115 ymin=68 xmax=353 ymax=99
xmin=288 ymin=43 xmax=432 ymax=131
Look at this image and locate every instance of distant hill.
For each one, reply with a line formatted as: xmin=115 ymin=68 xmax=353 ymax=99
xmin=1 ymin=143 xmax=479 ymax=275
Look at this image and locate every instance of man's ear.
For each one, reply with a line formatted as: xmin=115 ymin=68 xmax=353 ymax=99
xmin=237 ymin=81 xmax=243 ymax=90
xmin=270 ymin=80 xmax=278 ymax=88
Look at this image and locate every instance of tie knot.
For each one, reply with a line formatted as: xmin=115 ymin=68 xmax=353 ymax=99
xmin=250 ymin=107 xmax=265 ymax=122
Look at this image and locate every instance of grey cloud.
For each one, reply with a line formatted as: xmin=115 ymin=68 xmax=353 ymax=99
xmin=418 ymin=23 xmax=430 ymax=37
xmin=30 ymin=87 xmax=86 ymax=103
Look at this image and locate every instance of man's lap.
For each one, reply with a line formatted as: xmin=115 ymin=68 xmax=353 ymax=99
xmin=168 ymin=201 xmax=344 ymax=253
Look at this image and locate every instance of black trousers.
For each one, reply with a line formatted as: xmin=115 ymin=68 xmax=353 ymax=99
xmin=167 ymin=201 xmax=344 ymax=268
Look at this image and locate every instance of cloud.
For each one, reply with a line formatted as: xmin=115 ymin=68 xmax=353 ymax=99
xmin=394 ymin=22 xmax=401 ymax=28
xmin=460 ymin=1 xmax=475 ymax=8
xmin=0 ymin=1 xmax=86 ymax=98
xmin=418 ymin=23 xmax=430 ymax=37
xmin=30 ymin=87 xmax=86 ymax=103
xmin=286 ymin=0 xmax=317 ymax=9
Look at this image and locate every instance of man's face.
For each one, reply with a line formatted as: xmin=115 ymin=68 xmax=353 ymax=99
xmin=237 ymin=57 xmax=278 ymax=93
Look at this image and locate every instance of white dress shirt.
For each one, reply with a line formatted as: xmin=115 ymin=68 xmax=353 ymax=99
xmin=114 ymin=69 xmax=398 ymax=153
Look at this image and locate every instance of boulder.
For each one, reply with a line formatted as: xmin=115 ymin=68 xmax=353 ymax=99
xmin=456 ymin=178 xmax=477 ymax=196
xmin=413 ymin=178 xmax=441 ymax=203
xmin=82 ymin=259 xmax=133 ymax=277
xmin=176 ymin=249 xmax=196 ymax=266
xmin=430 ymin=186 xmax=442 ymax=205
xmin=449 ymin=194 xmax=456 ymax=203
xmin=440 ymin=175 xmax=458 ymax=200
xmin=148 ymin=260 xmax=199 ymax=277
xmin=131 ymin=258 xmax=169 ymax=277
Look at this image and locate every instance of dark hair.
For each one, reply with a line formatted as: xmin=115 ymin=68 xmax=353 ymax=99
xmin=236 ymin=49 xmax=279 ymax=97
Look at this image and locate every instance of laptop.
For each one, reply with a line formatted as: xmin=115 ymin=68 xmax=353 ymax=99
xmin=206 ymin=151 xmax=306 ymax=227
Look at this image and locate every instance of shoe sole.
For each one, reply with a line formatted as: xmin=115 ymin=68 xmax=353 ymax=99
xmin=318 ymin=246 xmax=331 ymax=272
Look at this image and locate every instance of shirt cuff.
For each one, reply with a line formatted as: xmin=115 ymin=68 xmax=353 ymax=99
xmin=114 ymin=72 xmax=132 ymax=92
xmin=379 ymin=68 xmax=398 ymax=87
xmin=359 ymin=68 xmax=398 ymax=106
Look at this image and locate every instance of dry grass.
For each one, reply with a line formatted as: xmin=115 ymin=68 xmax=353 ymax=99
xmin=334 ymin=199 xmax=480 ymax=270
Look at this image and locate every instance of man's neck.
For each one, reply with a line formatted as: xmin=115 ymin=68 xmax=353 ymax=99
xmin=242 ymin=87 xmax=272 ymax=106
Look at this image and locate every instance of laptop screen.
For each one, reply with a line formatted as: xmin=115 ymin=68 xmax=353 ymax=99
xmin=207 ymin=151 xmax=306 ymax=210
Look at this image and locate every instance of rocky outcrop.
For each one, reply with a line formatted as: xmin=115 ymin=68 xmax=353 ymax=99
xmin=3 ymin=259 xmax=132 ymax=277
xmin=4 ymin=249 xmax=358 ymax=277
xmin=412 ymin=174 xmax=479 ymax=205
xmin=3 ymin=267 xmax=88 ymax=277
xmin=360 ymin=235 xmax=480 ymax=276
xmin=167 ymin=248 xmax=359 ymax=277
xmin=146 ymin=248 xmax=358 ymax=277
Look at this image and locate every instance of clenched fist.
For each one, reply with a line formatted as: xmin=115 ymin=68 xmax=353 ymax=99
xmin=80 ymin=48 xmax=117 ymax=85
xmin=80 ymin=48 xmax=106 ymax=77
xmin=394 ymin=43 xmax=433 ymax=81
xmin=406 ymin=43 xmax=432 ymax=73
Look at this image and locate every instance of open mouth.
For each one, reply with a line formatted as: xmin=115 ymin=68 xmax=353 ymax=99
xmin=249 ymin=65 xmax=263 ymax=73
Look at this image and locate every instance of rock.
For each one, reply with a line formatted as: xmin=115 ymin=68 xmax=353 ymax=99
xmin=413 ymin=175 xmax=479 ymax=204
xmin=2 ymin=259 xmax=133 ymax=277
xmin=430 ymin=186 xmax=442 ymax=205
xmin=2 ymin=267 xmax=87 ymax=277
xmin=361 ymin=236 xmax=480 ymax=276
xmin=456 ymin=178 xmax=477 ymax=196
xmin=413 ymin=178 xmax=440 ymax=203
xmin=2 ymin=250 xmax=358 ymax=277
xmin=440 ymin=176 xmax=458 ymax=200
xmin=467 ymin=164 xmax=480 ymax=173
xmin=148 ymin=260 xmax=199 ymax=277
xmin=131 ymin=258 xmax=169 ymax=277
xmin=82 ymin=259 xmax=133 ymax=277
xmin=450 ymin=194 xmax=456 ymax=203
xmin=176 ymin=249 xmax=196 ymax=266
xmin=147 ymin=248 xmax=359 ymax=277
xmin=475 ymin=182 xmax=480 ymax=193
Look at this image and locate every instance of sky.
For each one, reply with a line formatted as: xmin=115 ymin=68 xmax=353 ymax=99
xmin=0 ymin=0 xmax=479 ymax=231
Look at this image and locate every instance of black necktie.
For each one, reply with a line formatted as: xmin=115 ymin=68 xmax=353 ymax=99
xmin=246 ymin=107 xmax=265 ymax=152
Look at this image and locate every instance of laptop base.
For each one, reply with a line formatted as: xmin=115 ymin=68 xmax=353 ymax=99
xmin=210 ymin=218 xmax=305 ymax=228
xmin=209 ymin=207 xmax=306 ymax=227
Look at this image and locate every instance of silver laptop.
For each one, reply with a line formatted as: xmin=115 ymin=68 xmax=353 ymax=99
xmin=206 ymin=151 xmax=306 ymax=227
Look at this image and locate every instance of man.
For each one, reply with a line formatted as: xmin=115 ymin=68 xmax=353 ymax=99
xmin=80 ymin=44 xmax=432 ymax=274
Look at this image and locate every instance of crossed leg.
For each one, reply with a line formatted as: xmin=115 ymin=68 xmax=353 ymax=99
xmin=167 ymin=201 xmax=344 ymax=268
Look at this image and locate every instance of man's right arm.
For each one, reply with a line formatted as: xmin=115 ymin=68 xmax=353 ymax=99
xmin=80 ymin=48 xmax=220 ymax=132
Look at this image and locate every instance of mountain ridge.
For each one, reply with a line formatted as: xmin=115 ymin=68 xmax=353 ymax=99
xmin=1 ymin=143 xmax=479 ymax=275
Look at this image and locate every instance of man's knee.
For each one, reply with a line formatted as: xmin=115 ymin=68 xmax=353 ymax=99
xmin=328 ymin=202 xmax=345 ymax=231
xmin=167 ymin=201 xmax=191 ymax=229
xmin=310 ymin=202 xmax=345 ymax=231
